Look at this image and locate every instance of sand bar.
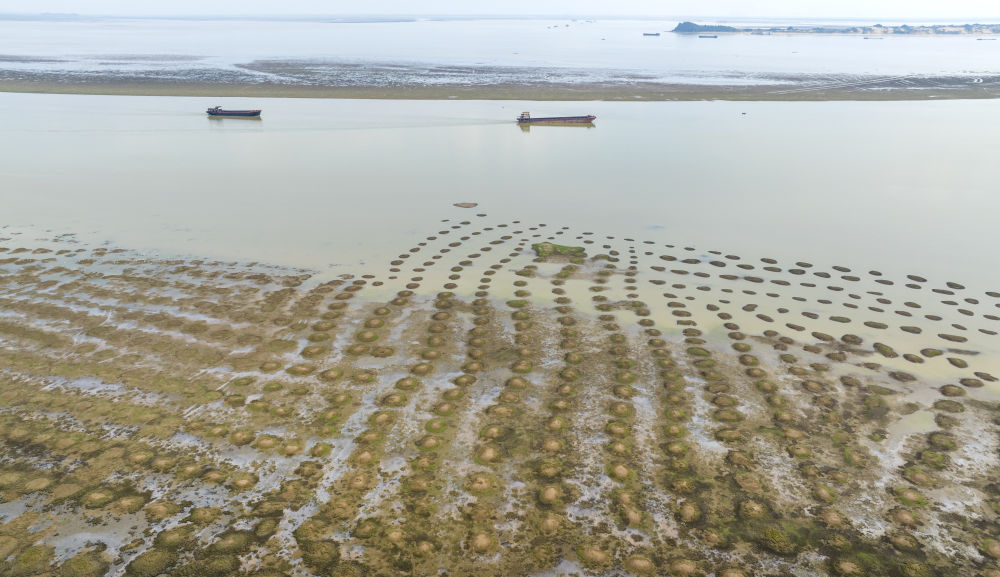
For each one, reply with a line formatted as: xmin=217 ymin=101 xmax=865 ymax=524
xmin=2 ymin=73 xmax=999 ymax=101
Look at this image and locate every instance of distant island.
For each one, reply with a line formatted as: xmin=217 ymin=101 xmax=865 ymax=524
xmin=672 ymin=21 xmax=1000 ymax=35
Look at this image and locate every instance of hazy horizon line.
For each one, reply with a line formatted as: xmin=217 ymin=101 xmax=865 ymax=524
xmin=2 ymin=12 xmax=999 ymax=23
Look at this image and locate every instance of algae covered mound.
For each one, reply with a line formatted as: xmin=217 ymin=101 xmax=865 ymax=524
xmin=0 ymin=216 xmax=997 ymax=577
xmin=531 ymin=241 xmax=586 ymax=258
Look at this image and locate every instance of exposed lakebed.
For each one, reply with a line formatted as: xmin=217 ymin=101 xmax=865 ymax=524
xmin=0 ymin=214 xmax=998 ymax=576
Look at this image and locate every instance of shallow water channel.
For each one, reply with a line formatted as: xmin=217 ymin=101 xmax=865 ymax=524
xmin=1 ymin=92 xmax=998 ymax=290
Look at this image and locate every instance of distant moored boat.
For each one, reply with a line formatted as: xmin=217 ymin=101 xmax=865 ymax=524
xmin=206 ymin=106 xmax=261 ymax=117
xmin=516 ymin=112 xmax=596 ymax=124
xmin=643 ymin=32 xmax=660 ymax=36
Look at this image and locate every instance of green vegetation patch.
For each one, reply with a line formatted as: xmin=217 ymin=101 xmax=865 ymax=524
xmin=125 ymin=549 xmax=177 ymax=577
xmin=531 ymin=243 xmax=586 ymax=258
xmin=58 ymin=550 xmax=109 ymax=577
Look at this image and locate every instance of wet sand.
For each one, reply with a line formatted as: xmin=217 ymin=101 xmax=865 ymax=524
xmin=0 ymin=216 xmax=998 ymax=576
xmin=2 ymin=72 xmax=999 ymax=101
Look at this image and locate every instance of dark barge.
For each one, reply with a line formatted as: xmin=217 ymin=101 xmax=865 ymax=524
xmin=206 ymin=106 xmax=261 ymax=117
xmin=516 ymin=112 xmax=596 ymax=124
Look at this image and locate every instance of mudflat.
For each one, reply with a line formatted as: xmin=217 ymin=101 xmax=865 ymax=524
xmin=0 ymin=215 xmax=997 ymax=576
xmin=1 ymin=71 xmax=999 ymax=101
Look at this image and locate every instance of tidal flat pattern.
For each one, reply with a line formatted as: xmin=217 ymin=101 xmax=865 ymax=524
xmin=0 ymin=217 xmax=999 ymax=577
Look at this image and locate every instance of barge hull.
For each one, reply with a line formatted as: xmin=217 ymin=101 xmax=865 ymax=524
xmin=517 ymin=115 xmax=596 ymax=124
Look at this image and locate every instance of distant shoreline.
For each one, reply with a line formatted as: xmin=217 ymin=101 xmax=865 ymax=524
xmin=673 ymin=21 xmax=1000 ymax=36
xmin=1 ymin=75 xmax=999 ymax=102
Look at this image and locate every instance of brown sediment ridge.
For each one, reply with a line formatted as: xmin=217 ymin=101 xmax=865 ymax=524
xmin=0 ymin=220 xmax=999 ymax=576
xmin=2 ymin=73 xmax=1000 ymax=101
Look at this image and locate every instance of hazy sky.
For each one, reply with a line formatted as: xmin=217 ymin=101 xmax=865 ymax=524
xmin=2 ymin=0 xmax=999 ymax=20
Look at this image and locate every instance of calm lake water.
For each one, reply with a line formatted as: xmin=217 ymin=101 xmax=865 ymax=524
xmin=1 ymin=16 xmax=998 ymax=85
xmin=1 ymin=92 xmax=998 ymax=292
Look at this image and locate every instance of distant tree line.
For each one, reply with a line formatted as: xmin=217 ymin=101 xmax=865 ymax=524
xmin=672 ymin=22 xmax=738 ymax=33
